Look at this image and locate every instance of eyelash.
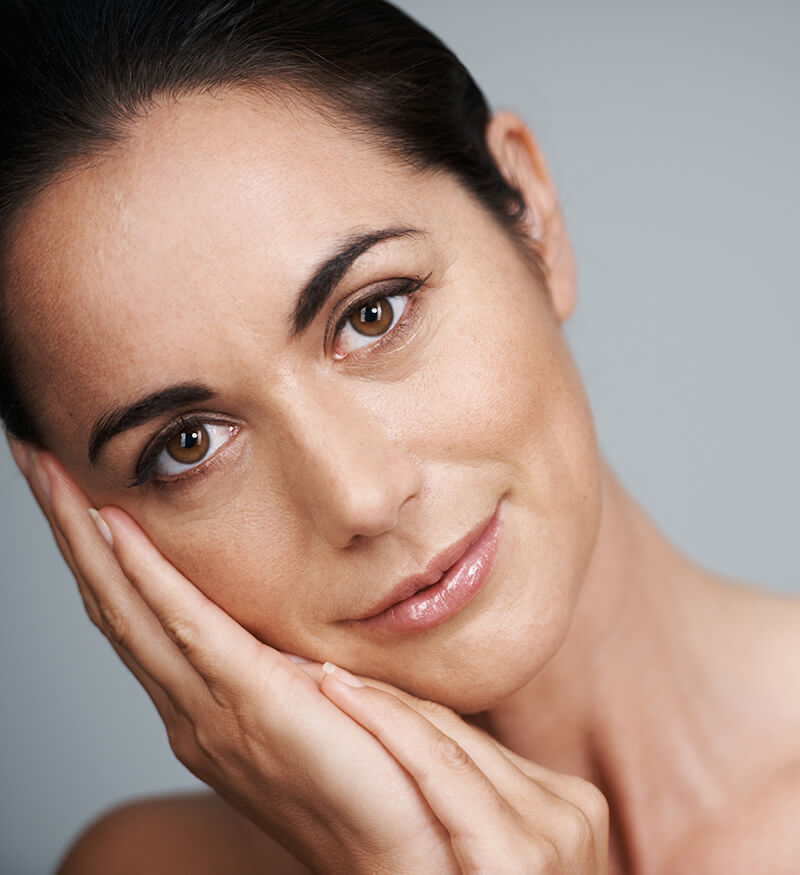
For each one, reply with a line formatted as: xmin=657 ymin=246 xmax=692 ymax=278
xmin=331 ymin=273 xmax=430 ymax=358
xmin=128 ymin=414 xmax=237 ymax=488
xmin=130 ymin=273 xmax=430 ymax=489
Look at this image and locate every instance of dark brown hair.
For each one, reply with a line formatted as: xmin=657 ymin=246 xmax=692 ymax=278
xmin=0 ymin=0 xmax=530 ymax=442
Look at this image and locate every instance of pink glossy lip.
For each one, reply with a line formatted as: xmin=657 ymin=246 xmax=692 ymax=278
xmin=355 ymin=502 xmax=502 ymax=634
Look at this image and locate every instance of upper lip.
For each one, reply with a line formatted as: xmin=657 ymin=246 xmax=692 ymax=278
xmin=355 ymin=505 xmax=498 ymax=620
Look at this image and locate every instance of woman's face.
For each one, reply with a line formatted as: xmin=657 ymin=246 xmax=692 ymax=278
xmin=9 ymin=91 xmax=601 ymax=712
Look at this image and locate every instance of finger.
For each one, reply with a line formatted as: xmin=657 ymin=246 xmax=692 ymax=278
xmin=24 ymin=452 xmax=185 ymax=733
xmin=39 ymin=452 xmax=212 ymax=712
xmin=94 ymin=501 xmax=300 ymax=706
xmin=41 ymin=453 xmax=329 ymax=733
xmin=319 ymin=665 xmax=608 ymax=870
xmin=103 ymin=632 xmax=182 ymax=717
xmin=322 ymin=666 xmax=609 ymax=871
xmin=26 ymin=449 xmax=60 ymax=532
xmin=6 ymin=434 xmax=33 ymax=478
xmin=23 ymin=449 xmax=86 ymax=592
xmin=319 ymin=663 xmax=527 ymax=863
xmin=298 ymin=661 xmax=535 ymax=780
xmin=20 ymin=450 xmax=102 ymax=625
xmin=54 ymin=526 xmax=103 ymax=626
xmin=26 ymin=451 xmax=157 ymax=706
xmin=304 ymin=662 xmax=556 ymax=801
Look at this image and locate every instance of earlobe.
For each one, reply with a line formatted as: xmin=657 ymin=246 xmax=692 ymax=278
xmin=485 ymin=111 xmax=577 ymax=322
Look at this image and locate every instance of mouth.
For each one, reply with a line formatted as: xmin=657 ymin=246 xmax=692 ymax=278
xmin=354 ymin=500 xmax=503 ymax=635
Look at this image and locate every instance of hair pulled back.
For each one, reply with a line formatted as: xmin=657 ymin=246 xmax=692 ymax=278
xmin=0 ymin=0 xmax=529 ymax=444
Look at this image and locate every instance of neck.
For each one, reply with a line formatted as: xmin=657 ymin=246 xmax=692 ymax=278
xmin=480 ymin=462 xmax=791 ymax=873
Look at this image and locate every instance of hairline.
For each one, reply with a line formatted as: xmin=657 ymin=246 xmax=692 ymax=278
xmin=0 ymin=79 xmax=541 ymax=447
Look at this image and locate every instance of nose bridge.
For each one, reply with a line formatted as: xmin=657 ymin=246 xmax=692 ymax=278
xmin=276 ymin=379 xmax=422 ymax=548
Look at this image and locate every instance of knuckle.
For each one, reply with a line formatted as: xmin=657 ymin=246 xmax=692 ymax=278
xmin=164 ymin=721 xmax=192 ymax=761
xmin=191 ymin=721 xmax=219 ymax=760
xmin=97 ymin=602 xmax=129 ymax=647
xmin=160 ymin=611 xmax=197 ymax=655
xmin=431 ymin=732 xmax=473 ymax=771
xmin=164 ymin=710 xmax=219 ymax=776
xmin=580 ymin=782 xmax=610 ymax=832
xmin=526 ymin=834 xmax=562 ymax=873
xmin=564 ymin=775 xmax=609 ymax=832
xmin=560 ymin=801 xmax=594 ymax=856
xmin=190 ymin=705 xmax=240 ymax=761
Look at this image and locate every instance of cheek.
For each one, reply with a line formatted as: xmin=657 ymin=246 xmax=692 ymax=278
xmin=336 ymin=281 xmax=601 ymax=709
xmin=127 ymin=488 xmax=321 ymax=651
xmin=411 ymin=273 xmax=599 ymax=497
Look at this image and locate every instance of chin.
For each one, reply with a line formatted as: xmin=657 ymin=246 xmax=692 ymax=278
xmin=374 ymin=598 xmax=574 ymax=714
xmin=336 ymin=485 xmax=599 ymax=713
xmin=399 ymin=652 xmax=555 ymax=715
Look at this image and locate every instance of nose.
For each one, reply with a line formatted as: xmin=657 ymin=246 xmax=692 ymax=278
xmin=277 ymin=387 xmax=423 ymax=549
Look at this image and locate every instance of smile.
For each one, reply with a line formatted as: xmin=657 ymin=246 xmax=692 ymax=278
xmin=355 ymin=501 xmax=503 ymax=635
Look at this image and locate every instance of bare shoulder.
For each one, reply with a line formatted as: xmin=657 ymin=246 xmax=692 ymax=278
xmin=662 ymin=586 xmax=800 ymax=873
xmin=56 ymin=790 xmax=310 ymax=875
xmin=664 ymin=762 xmax=800 ymax=875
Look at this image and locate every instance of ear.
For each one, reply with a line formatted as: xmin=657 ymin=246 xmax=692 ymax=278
xmin=485 ymin=111 xmax=576 ymax=322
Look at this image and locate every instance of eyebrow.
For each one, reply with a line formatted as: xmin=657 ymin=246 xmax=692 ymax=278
xmin=87 ymin=228 xmax=420 ymax=465
xmin=289 ymin=226 xmax=421 ymax=336
xmin=88 ymin=383 xmax=215 ymax=465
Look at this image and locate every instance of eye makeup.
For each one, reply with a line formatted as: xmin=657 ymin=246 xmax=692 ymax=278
xmin=128 ymin=271 xmax=433 ymax=490
xmin=329 ymin=273 xmax=431 ymax=360
xmin=128 ymin=414 xmax=239 ymax=487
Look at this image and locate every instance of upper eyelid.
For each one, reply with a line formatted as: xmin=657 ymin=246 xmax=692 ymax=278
xmin=128 ymin=285 xmax=406 ymax=483
xmin=330 ymin=275 xmax=428 ymax=339
xmin=332 ymin=283 xmax=427 ymax=362
xmin=324 ymin=274 xmax=430 ymax=339
xmin=129 ymin=275 xmax=429 ymax=485
xmin=130 ymin=413 xmax=233 ymax=486
xmin=290 ymin=228 xmax=423 ymax=337
xmin=338 ymin=286 xmax=404 ymax=326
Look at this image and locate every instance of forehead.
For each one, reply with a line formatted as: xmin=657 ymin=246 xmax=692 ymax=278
xmin=8 ymin=90 xmax=440 ymax=446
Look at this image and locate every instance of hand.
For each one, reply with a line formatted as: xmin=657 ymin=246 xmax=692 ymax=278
xmin=9 ymin=438 xmax=608 ymax=873
xmin=305 ymin=662 xmax=609 ymax=873
xmin=13 ymin=444 xmax=453 ymax=873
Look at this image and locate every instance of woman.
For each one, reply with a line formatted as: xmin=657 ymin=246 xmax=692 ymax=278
xmin=2 ymin=0 xmax=798 ymax=872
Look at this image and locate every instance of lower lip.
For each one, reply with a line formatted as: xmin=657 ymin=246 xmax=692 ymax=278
xmin=359 ymin=505 xmax=502 ymax=635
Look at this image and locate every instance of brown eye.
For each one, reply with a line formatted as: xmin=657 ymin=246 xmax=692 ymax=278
xmin=166 ymin=425 xmax=209 ymax=464
xmin=349 ymin=297 xmax=394 ymax=337
xmin=333 ymin=287 xmax=415 ymax=357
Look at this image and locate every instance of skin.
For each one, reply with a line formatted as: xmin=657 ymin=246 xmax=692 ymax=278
xmin=8 ymin=90 xmax=598 ymax=713
xmin=6 ymin=90 xmax=800 ymax=873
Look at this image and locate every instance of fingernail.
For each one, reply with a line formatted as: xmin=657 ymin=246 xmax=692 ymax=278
xmin=88 ymin=508 xmax=114 ymax=547
xmin=7 ymin=436 xmax=32 ymax=478
xmin=31 ymin=451 xmax=51 ymax=501
xmin=322 ymin=661 xmax=364 ymax=688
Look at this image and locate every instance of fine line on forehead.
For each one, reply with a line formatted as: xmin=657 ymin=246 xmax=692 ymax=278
xmin=86 ymin=225 xmax=423 ymax=465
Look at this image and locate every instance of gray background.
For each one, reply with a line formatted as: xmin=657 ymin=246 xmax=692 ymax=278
xmin=1 ymin=2 xmax=798 ymax=872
